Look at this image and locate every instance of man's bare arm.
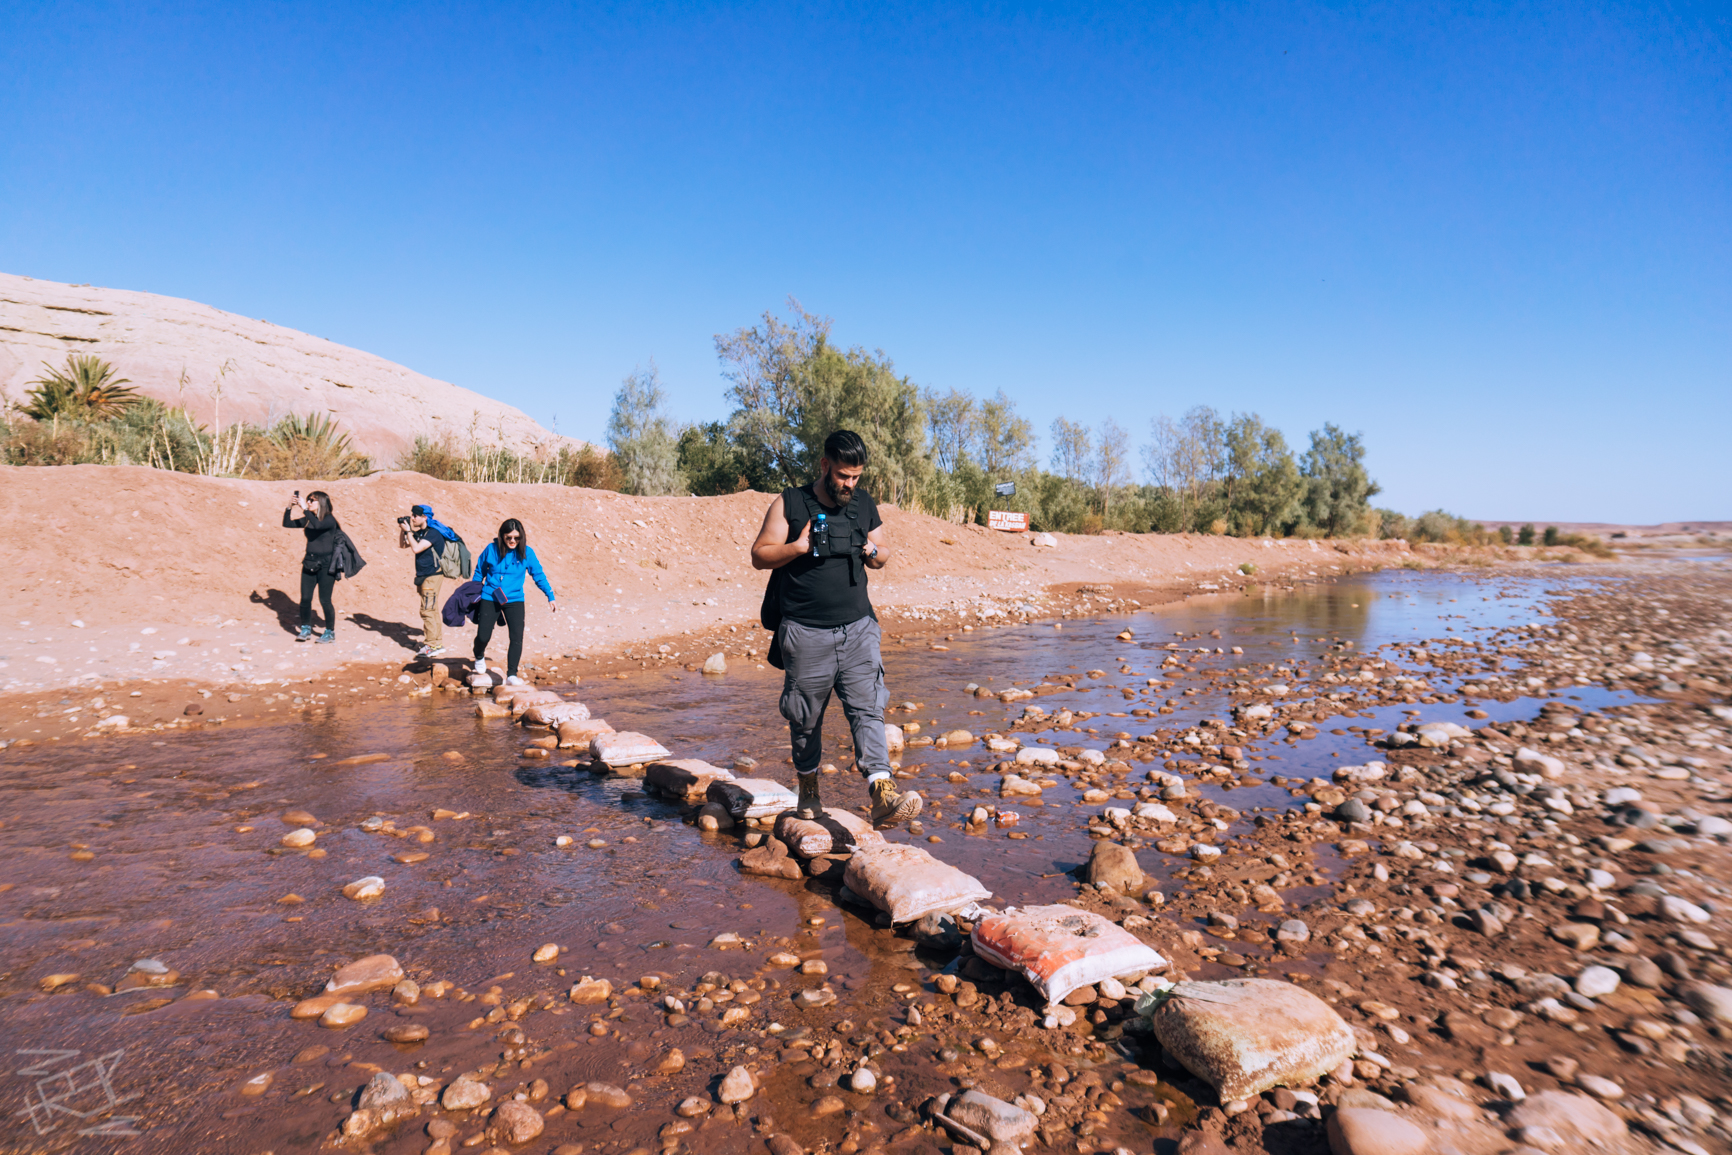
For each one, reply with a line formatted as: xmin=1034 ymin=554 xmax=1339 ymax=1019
xmin=864 ymin=523 xmax=889 ymax=569
xmin=751 ymin=496 xmax=812 ymax=571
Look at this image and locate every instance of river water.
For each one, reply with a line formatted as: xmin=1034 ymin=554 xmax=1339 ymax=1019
xmin=0 ymin=569 xmax=1647 ymax=1153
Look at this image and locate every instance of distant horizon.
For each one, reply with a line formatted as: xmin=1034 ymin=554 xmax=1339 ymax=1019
xmin=3 ymin=3 xmax=1726 ymax=523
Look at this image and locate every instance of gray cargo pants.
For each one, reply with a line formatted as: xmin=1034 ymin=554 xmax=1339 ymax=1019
xmin=777 ymin=615 xmax=892 ymax=781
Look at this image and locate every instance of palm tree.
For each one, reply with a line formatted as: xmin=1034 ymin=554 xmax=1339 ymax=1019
xmin=22 ymin=355 xmax=141 ymax=419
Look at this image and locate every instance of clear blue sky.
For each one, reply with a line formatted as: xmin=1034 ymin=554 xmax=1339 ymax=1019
xmin=3 ymin=2 xmax=1727 ymax=523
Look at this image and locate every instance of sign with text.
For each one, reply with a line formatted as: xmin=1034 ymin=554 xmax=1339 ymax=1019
xmin=988 ymin=510 xmax=1030 ymax=532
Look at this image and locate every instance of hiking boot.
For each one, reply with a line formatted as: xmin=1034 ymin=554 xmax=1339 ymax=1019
xmin=869 ymin=777 xmax=922 ymax=829
xmin=316 ymin=629 xmax=336 ymax=644
xmin=795 ymin=773 xmax=823 ymax=820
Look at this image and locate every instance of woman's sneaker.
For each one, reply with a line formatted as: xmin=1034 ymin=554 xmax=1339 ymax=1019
xmin=505 ymin=675 xmax=527 ymax=686
xmin=316 ymin=629 xmax=336 ymax=644
xmin=297 ymin=625 xmax=313 ymax=641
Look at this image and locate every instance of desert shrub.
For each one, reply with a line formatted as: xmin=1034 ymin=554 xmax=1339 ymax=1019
xmin=244 ymin=413 xmax=371 ymax=480
xmin=22 ymin=355 xmax=142 ymax=420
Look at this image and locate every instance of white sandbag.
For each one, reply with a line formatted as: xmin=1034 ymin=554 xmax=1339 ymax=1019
xmin=645 ymin=759 xmax=735 ymax=801
xmin=706 ymin=777 xmax=798 ymax=819
xmin=556 ymin=719 xmax=614 ymax=752
xmin=591 ymin=731 xmax=671 ymax=767
xmin=842 ymin=844 xmax=992 ymax=924
xmin=773 ymin=808 xmax=884 ymax=858
xmin=1141 ymin=979 xmax=1357 ymax=1101
xmin=971 ymin=904 xmax=1166 ymax=1006
xmin=522 ymin=701 xmax=591 ymax=727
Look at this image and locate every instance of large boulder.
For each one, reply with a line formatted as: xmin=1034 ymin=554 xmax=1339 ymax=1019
xmin=1502 ymin=1091 xmax=1626 ymax=1146
xmin=1087 ymin=842 xmax=1144 ymax=893
xmin=1145 ymin=979 xmax=1357 ymax=1101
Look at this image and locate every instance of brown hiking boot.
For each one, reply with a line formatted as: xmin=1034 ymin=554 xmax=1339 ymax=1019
xmin=869 ymin=777 xmax=922 ymax=829
xmin=795 ymin=773 xmax=823 ymax=820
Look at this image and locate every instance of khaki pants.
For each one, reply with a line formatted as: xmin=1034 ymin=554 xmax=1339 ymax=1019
xmin=417 ymin=575 xmax=444 ymax=648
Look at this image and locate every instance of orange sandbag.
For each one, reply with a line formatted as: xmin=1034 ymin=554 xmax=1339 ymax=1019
xmin=971 ymin=904 xmax=1166 ymax=1006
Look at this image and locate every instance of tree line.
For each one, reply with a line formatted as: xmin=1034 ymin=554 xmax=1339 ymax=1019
xmin=5 ymin=317 xmax=1518 ymax=546
xmin=607 ymin=300 xmax=1449 ymax=540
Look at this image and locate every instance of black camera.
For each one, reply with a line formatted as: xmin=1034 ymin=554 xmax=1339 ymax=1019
xmin=397 ymin=516 xmax=411 ymax=526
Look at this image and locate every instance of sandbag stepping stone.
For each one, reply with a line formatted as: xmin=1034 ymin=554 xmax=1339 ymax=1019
xmin=592 ymin=731 xmax=671 ymax=767
xmin=1141 ymin=978 xmax=1356 ymax=1101
xmin=707 ymin=778 xmax=798 ymax=820
xmin=972 ymin=905 xmax=1165 ymax=1006
xmin=645 ymin=759 xmax=734 ymax=802
xmin=842 ymin=843 xmax=991 ymax=924
xmin=522 ymin=700 xmax=590 ymax=726
xmin=773 ymin=808 xmax=884 ymax=857
xmin=557 ymin=719 xmax=615 ymax=751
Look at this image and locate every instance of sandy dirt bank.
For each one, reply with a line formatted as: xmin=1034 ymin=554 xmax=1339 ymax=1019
xmin=1 ymin=464 xmax=1413 ymax=741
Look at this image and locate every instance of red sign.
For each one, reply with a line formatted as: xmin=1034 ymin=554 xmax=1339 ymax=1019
xmin=988 ymin=510 xmax=1030 ymax=532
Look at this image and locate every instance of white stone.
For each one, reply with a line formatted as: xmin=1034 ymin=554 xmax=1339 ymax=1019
xmin=1574 ymin=966 xmax=1620 ymax=999
xmin=0 ymin=272 xmax=576 ymax=462
xmin=1660 ymin=896 xmax=1711 ymax=923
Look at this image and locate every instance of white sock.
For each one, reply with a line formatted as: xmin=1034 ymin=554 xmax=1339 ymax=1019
xmin=866 ymin=771 xmax=890 ymax=784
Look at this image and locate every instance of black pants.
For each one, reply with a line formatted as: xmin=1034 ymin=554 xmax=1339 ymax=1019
xmin=474 ymin=599 xmax=526 ymax=676
xmin=299 ymin=566 xmax=336 ymax=629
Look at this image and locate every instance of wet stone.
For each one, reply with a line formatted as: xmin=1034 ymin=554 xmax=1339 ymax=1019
xmin=584 ymin=1082 xmax=631 ymax=1109
xmin=489 ymin=1100 xmax=544 ymax=1145
xmin=1326 ymin=1107 xmax=1427 ymax=1155
xmin=383 ymin=1023 xmax=430 ymax=1044
xmin=442 ymin=1075 xmax=492 ymax=1112
xmin=718 ymin=1066 xmax=756 ymax=1103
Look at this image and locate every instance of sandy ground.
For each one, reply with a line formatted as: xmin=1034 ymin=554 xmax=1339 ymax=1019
xmin=0 ymin=464 xmax=1415 ymax=742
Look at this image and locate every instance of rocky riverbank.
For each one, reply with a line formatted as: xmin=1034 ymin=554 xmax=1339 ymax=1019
xmin=2 ymin=559 xmax=1727 ymax=1155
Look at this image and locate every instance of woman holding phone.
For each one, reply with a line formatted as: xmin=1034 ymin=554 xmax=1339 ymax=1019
xmin=472 ymin=518 xmax=557 ymax=685
xmin=283 ymin=490 xmax=341 ymax=643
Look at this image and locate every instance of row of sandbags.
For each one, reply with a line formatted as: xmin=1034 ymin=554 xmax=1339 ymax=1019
xmin=482 ymin=684 xmax=673 ymax=767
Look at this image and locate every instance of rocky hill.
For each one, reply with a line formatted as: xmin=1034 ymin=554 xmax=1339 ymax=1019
xmin=0 ymin=272 xmax=577 ymax=465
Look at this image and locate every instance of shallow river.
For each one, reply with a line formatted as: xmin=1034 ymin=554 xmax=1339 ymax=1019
xmin=0 ymin=570 xmax=1646 ymax=1154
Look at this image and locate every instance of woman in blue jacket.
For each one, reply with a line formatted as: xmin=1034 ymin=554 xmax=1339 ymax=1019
xmin=472 ymin=518 xmax=557 ymax=685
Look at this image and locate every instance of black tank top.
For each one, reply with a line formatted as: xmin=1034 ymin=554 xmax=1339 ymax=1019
xmin=777 ymin=484 xmax=881 ymax=627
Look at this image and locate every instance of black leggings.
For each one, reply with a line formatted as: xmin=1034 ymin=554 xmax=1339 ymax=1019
xmin=474 ymin=599 xmax=526 ymax=676
xmin=299 ymin=567 xmax=336 ymax=629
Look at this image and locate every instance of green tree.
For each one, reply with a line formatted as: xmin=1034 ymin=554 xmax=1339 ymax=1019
xmin=677 ymin=421 xmax=768 ymax=495
xmin=1498 ymin=525 xmax=1514 ymax=544
xmin=715 ymin=300 xmax=930 ymax=504
xmin=1049 ymin=417 xmax=1092 ymax=481
xmin=607 ymin=364 xmax=686 ymax=496
xmin=1543 ymin=525 xmax=1560 ymax=546
xmin=978 ymin=390 xmax=1035 ymax=476
xmin=1223 ymin=413 xmax=1302 ymax=535
xmin=924 ymin=387 xmax=980 ymax=473
xmin=23 ymin=355 xmax=141 ymax=420
xmin=1517 ymin=523 xmax=1535 ymax=545
xmin=1301 ymin=423 xmax=1379 ymax=536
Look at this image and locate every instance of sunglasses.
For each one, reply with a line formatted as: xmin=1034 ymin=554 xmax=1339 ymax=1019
xmin=503 ymin=533 xmax=521 ymax=541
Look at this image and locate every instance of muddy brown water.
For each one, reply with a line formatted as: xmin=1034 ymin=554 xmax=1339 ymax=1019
xmin=0 ymin=571 xmax=1650 ymax=1153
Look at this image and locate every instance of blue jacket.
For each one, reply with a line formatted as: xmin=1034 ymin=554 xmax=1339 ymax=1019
xmin=474 ymin=543 xmax=556 ymax=605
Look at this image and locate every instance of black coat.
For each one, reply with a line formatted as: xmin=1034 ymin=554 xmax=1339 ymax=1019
xmin=330 ymin=531 xmax=367 ymax=580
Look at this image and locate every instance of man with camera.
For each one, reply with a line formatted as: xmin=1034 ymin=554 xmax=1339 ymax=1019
xmin=398 ymin=504 xmax=451 ymax=657
xmin=750 ymin=430 xmax=921 ymax=829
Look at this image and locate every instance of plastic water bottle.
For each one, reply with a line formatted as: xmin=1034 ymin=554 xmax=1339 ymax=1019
xmin=812 ymin=513 xmax=829 ymax=557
